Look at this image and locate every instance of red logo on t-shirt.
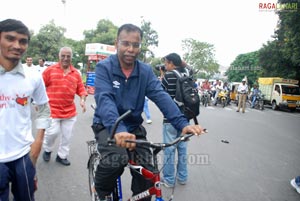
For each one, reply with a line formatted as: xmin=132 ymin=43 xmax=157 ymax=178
xmin=16 ymin=94 xmax=29 ymax=106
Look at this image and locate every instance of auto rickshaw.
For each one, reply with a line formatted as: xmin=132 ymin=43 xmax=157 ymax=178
xmin=229 ymin=82 xmax=242 ymax=103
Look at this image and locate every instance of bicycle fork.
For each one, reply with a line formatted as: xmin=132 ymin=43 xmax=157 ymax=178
xmin=127 ymin=162 xmax=164 ymax=201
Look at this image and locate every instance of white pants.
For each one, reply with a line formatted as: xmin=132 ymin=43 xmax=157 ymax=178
xmin=43 ymin=116 xmax=77 ymax=159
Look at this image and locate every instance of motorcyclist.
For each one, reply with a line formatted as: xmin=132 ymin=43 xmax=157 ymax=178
xmin=213 ymin=81 xmax=223 ymax=106
xmin=223 ymin=82 xmax=231 ymax=105
xmin=200 ymin=79 xmax=212 ymax=105
xmin=251 ymin=84 xmax=261 ymax=108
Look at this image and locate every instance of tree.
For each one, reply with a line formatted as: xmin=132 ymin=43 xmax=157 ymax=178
xmin=181 ymin=38 xmax=219 ymax=78
xmin=258 ymin=40 xmax=294 ymax=78
xmin=225 ymin=51 xmax=261 ymax=85
xmin=257 ymin=0 xmax=300 ymax=81
xmin=25 ymin=20 xmax=66 ymax=63
xmin=83 ymin=19 xmax=118 ymax=46
xmin=276 ymin=0 xmax=300 ymax=66
xmin=139 ymin=18 xmax=159 ymax=62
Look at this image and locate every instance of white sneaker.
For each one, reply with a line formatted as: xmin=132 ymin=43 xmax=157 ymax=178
xmin=177 ymin=180 xmax=187 ymax=185
xmin=146 ymin=119 xmax=152 ymax=124
xmin=290 ymin=178 xmax=300 ymax=194
xmin=162 ymin=181 xmax=174 ymax=188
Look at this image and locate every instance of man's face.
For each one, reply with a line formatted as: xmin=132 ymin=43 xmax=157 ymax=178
xmin=0 ymin=31 xmax=28 ymax=62
xmin=38 ymin=59 xmax=44 ymax=66
xmin=115 ymin=30 xmax=141 ymax=68
xmin=26 ymin=57 xmax=33 ymax=66
xmin=59 ymin=49 xmax=72 ymax=69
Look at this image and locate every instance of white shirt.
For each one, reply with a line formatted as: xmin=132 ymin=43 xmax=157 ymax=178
xmin=36 ymin=65 xmax=47 ymax=74
xmin=23 ymin=63 xmax=37 ymax=70
xmin=237 ymin=83 xmax=248 ymax=94
xmin=0 ymin=62 xmax=50 ymax=162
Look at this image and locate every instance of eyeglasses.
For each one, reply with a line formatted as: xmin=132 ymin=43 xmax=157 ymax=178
xmin=118 ymin=40 xmax=141 ymax=49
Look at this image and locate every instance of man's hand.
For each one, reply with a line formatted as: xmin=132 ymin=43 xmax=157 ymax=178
xmin=114 ymin=132 xmax=136 ymax=151
xmin=80 ymin=99 xmax=86 ymax=113
xmin=30 ymin=129 xmax=45 ymax=166
xmin=182 ymin=125 xmax=207 ymax=136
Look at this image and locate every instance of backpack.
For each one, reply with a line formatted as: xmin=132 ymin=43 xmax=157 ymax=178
xmin=172 ymin=69 xmax=200 ymax=122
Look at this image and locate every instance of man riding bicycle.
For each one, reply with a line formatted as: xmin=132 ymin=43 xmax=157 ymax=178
xmin=91 ymin=23 xmax=205 ymax=201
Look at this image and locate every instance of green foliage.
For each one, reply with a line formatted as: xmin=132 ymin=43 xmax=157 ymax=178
xmin=83 ymin=19 xmax=118 ymax=45
xmin=182 ymin=38 xmax=219 ymax=79
xmin=257 ymin=0 xmax=300 ymax=81
xmin=258 ymin=40 xmax=293 ymax=78
xmin=139 ymin=19 xmax=159 ymax=62
xmin=25 ymin=20 xmax=66 ymax=63
xmin=22 ymin=7 xmax=300 ymax=83
xmin=276 ymin=0 xmax=300 ymax=66
xmin=225 ymin=51 xmax=261 ymax=85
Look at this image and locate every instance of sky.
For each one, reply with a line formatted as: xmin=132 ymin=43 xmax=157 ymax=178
xmin=0 ymin=0 xmax=279 ymax=67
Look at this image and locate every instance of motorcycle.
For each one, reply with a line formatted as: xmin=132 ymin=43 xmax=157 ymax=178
xmin=250 ymin=92 xmax=265 ymax=110
xmin=214 ymin=89 xmax=229 ymax=108
xmin=200 ymin=90 xmax=211 ymax=107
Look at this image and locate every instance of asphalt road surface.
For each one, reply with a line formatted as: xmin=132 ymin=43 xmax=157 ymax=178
xmin=32 ymin=96 xmax=300 ymax=201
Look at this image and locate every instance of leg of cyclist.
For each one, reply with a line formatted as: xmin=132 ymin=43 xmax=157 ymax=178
xmin=92 ymin=124 xmax=128 ymax=200
xmin=129 ymin=125 xmax=153 ymax=201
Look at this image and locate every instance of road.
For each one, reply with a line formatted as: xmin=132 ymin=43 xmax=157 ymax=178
xmin=33 ymin=96 xmax=300 ymax=201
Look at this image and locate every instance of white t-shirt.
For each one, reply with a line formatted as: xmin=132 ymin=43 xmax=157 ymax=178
xmin=23 ymin=63 xmax=37 ymax=70
xmin=0 ymin=62 xmax=49 ymax=162
xmin=36 ymin=65 xmax=47 ymax=74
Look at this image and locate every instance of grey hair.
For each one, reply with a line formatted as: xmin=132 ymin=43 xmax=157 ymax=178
xmin=59 ymin=46 xmax=73 ymax=58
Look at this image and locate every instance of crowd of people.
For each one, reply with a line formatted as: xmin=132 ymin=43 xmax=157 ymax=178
xmin=0 ymin=19 xmax=88 ymax=200
xmin=0 ymin=19 xmax=205 ymax=201
xmin=0 ymin=18 xmax=298 ymax=201
xmin=196 ymin=77 xmax=264 ymax=112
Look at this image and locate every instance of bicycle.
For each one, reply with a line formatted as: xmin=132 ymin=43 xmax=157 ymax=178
xmin=87 ymin=110 xmax=204 ymax=201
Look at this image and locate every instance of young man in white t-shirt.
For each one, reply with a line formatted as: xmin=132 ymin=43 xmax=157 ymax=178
xmin=0 ymin=19 xmax=51 ymax=201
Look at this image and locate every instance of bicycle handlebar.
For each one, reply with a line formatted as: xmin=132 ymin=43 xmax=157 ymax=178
xmin=108 ymin=129 xmax=208 ymax=149
xmin=107 ymin=133 xmax=194 ymax=149
xmin=107 ymin=109 xmax=207 ymax=149
xmin=110 ymin=110 xmax=132 ymax=140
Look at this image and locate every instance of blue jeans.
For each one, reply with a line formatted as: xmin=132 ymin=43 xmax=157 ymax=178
xmin=0 ymin=153 xmax=36 ymax=201
xmin=162 ymin=123 xmax=188 ymax=185
xmin=251 ymin=96 xmax=257 ymax=108
xmin=143 ymin=97 xmax=151 ymax=120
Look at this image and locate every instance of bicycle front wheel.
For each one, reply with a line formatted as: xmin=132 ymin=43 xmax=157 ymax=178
xmin=88 ymin=153 xmax=101 ymax=201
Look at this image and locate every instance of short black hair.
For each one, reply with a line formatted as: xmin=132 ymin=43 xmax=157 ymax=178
xmin=163 ymin=53 xmax=182 ymax=67
xmin=117 ymin=24 xmax=143 ymax=40
xmin=0 ymin=19 xmax=30 ymax=41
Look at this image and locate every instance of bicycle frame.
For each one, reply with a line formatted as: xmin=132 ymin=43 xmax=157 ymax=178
xmin=124 ymin=157 xmax=164 ymax=201
xmin=88 ymin=110 xmax=202 ymax=201
xmin=87 ymin=139 xmax=164 ymax=201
